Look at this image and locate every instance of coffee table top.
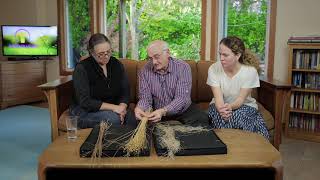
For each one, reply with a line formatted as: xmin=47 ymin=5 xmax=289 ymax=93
xmin=38 ymin=128 xmax=281 ymax=170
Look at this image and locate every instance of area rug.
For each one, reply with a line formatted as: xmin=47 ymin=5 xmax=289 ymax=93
xmin=0 ymin=105 xmax=50 ymax=180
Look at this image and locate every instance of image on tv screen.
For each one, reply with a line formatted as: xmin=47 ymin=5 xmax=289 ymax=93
xmin=1 ymin=25 xmax=58 ymax=56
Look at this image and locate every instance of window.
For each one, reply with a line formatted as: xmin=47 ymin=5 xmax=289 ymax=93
xmin=67 ymin=0 xmax=91 ymax=69
xmin=60 ymin=0 xmax=274 ymax=76
xmin=105 ymin=0 xmax=202 ymax=61
xmin=58 ymin=0 xmax=90 ymax=71
xmin=221 ymin=0 xmax=268 ymax=75
xmin=59 ymin=0 xmax=205 ymax=74
xmin=105 ymin=0 xmax=120 ymax=58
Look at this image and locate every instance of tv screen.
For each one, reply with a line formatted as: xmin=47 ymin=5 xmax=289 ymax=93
xmin=1 ymin=25 xmax=58 ymax=56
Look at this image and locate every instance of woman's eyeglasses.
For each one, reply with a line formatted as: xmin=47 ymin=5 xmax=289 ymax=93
xmin=95 ymin=49 xmax=112 ymax=59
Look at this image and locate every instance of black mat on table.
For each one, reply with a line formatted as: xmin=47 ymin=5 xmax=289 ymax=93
xmin=80 ymin=125 xmax=151 ymax=157
xmin=153 ymin=126 xmax=227 ymax=156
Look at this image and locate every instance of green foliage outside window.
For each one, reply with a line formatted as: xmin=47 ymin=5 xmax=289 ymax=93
xmin=68 ymin=0 xmax=90 ymax=56
xmin=67 ymin=0 xmax=267 ymax=62
xmin=139 ymin=0 xmax=201 ymax=60
xmin=226 ymin=0 xmax=267 ymax=61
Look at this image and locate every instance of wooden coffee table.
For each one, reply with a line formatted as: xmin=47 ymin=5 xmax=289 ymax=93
xmin=38 ymin=128 xmax=283 ymax=180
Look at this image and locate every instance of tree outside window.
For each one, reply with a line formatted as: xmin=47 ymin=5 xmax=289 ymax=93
xmin=106 ymin=0 xmax=202 ymax=61
xmin=66 ymin=0 xmax=90 ymax=69
xmin=224 ymin=0 xmax=268 ymax=75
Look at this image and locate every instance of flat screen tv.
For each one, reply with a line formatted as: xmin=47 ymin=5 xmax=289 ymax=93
xmin=1 ymin=25 xmax=58 ymax=57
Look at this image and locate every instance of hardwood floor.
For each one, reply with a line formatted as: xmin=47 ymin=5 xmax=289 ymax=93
xmin=280 ymin=136 xmax=320 ymax=180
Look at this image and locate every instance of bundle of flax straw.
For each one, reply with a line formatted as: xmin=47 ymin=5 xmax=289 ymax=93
xmin=91 ymin=121 xmax=110 ymax=163
xmin=124 ymin=115 xmax=149 ymax=155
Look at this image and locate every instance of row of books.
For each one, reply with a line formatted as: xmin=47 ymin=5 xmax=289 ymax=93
xmin=288 ymin=113 xmax=320 ymax=132
xmin=288 ymin=36 xmax=320 ymax=43
xmin=290 ymin=92 xmax=320 ymax=112
xmin=292 ymin=72 xmax=320 ymax=89
xmin=292 ymin=50 xmax=320 ymax=69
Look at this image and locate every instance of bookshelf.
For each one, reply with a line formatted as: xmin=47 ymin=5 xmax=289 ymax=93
xmin=286 ymin=43 xmax=320 ymax=142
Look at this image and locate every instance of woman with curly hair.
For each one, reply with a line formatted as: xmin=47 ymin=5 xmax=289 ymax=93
xmin=207 ymin=36 xmax=269 ymax=139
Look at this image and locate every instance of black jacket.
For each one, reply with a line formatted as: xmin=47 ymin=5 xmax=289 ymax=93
xmin=72 ymin=56 xmax=130 ymax=112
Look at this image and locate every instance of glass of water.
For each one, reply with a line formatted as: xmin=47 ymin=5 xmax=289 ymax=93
xmin=66 ymin=116 xmax=78 ymax=140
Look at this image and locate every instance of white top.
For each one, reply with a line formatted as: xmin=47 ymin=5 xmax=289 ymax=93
xmin=206 ymin=61 xmax=260 ymax=109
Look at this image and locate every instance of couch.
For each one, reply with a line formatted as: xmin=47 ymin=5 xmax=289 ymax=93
xmin=39 ymin=59 xmax=291 ymax=149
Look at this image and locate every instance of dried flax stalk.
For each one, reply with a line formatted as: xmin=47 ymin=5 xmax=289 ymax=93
xmin=124 ymin=116 xmax=148 ymax=155
xmin=91 ymin=121 xmax=110 ymax=164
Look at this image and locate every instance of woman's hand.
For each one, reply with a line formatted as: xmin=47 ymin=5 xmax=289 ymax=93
xmin=113 ymin=104 xmax=126 ymax=114
xmin=113 ymin=103 xmax=127 ymax=124
xmin=217 ymin=103 xmax=232 ymax=121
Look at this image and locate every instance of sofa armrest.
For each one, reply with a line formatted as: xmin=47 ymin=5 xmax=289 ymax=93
xmin=38 ymin=75 xmax=73 ymax=141
xmin=258 ymin=77 xmax=291 ymax=149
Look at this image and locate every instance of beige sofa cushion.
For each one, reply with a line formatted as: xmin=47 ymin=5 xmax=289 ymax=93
xmin=258 ymin=102 xmax=274 ymax=130
xmin=185 ymin=61 xmax=198 ymax=102
xmin=197 ymin=61 xmax=213 ymax=102
xmin=121 ymin=59 xmax=138 ymax=103
xmin=58 ymin=110 xmax=69 ymax=132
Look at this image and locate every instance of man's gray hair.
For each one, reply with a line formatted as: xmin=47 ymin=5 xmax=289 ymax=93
xmin=162 ymin=41 xmax=169 ymax=51
xmin=147 ymin=40 xmax=169 ymax=51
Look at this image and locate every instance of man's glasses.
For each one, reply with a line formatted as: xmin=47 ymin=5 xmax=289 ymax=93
xmin=147 ymin=54 xmax=161 ymax=61
xmin=95 ymin=49 xmax=112 ymax=59
xmin=147 ymin=49 xmax=168 ymax=61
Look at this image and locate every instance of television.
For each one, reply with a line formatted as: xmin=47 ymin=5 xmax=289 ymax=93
xmin=1 ymin=25 xmax=58 ymax=57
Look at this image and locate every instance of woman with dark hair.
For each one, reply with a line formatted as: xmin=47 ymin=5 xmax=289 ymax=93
xmin=207 ymin=36 xmax=269 ymax=139
xmin=70 ymin=33 xmax=136 ymax=128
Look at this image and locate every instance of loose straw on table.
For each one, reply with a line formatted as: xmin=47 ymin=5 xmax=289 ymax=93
xmin=155 ymin=123 xmax=210 ymax=158
xmin=155 ymin=123 xmax=181 ymax=158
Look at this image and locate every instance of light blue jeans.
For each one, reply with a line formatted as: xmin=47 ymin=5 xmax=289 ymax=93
xmin=69 ymin=105 xmax=137 ymax=128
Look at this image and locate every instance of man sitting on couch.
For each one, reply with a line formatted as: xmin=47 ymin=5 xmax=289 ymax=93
xmin=134 ymin=40 xmax=209 ymax=127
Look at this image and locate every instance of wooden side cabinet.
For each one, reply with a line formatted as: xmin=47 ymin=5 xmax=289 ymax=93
xmin=0 ymin=60 xmax=46 ymax=109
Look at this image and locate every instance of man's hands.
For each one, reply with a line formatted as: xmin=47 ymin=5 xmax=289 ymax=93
xmin=134 ymin=107 xmax=166 ymax=123
xmin=217 ymin=103 xmax=232 ymax=121
xmin=134 ymin=107 xmax=149 ymax=120
xmin=148 ymin=108 xmax=166 ymax=122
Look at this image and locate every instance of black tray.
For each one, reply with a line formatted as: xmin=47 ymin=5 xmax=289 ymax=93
xmin=80 ymin=125 xmax=151 ymax=157
xmin=153 ymin=126 xmax=227 ymax=156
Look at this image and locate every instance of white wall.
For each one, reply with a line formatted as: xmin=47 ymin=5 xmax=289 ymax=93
xmin=0 ymin=0 xmax=37 ymax=24
xmin=275 ymin=0 xmax=320 ymax=82
xmin=35 ymin=0 xmax=60 ymax=82
xmin=0 ymin=0 xmax=59 ymax=82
